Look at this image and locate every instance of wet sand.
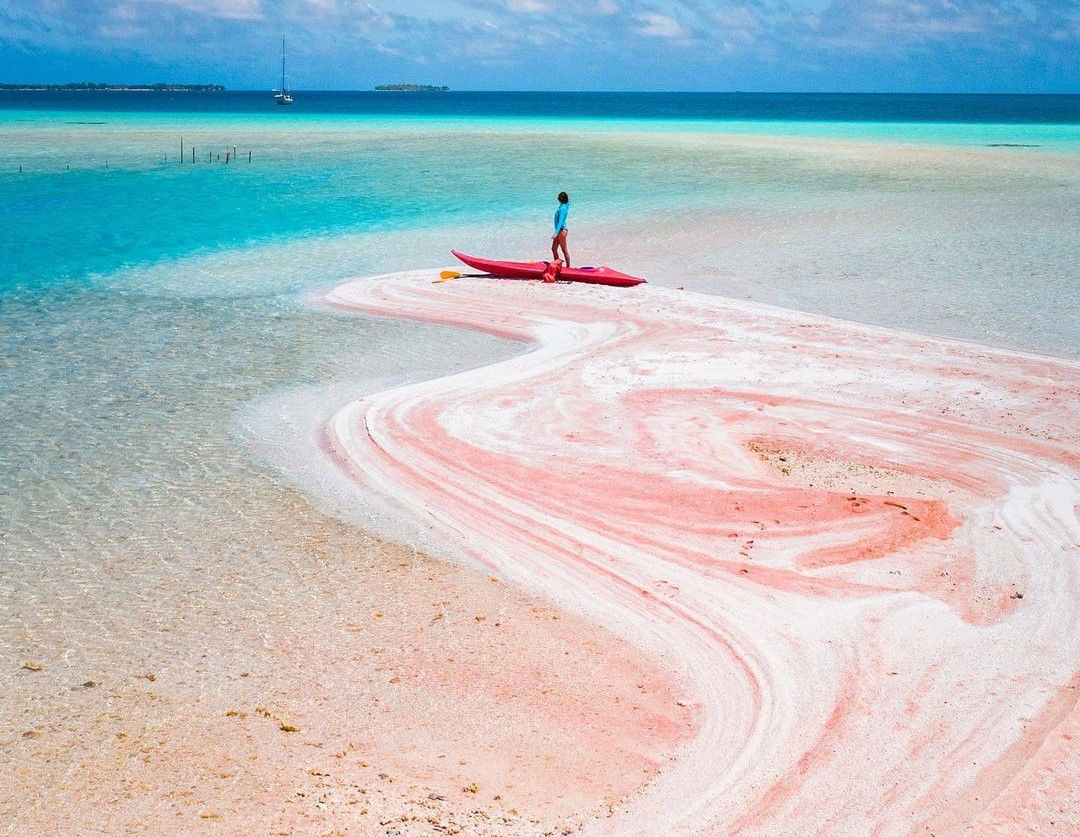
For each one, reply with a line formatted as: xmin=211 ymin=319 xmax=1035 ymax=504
xmin=322 ymin=269 xmax=1080 ymax=835
xmin=3 ymin=512 xmax=692 ymax=836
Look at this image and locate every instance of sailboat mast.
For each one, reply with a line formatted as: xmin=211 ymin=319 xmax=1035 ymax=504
xmin=274 ymin=34 xmax=293 ymax=103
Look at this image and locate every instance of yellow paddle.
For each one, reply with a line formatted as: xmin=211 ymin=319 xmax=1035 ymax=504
xmin=433 ymin=270 xmax=461 ymax=283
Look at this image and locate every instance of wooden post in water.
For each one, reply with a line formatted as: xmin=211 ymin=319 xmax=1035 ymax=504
xmin=248 ymin=150 xmax=252 ymax=163
xmin=180 ymin=137 xmax=183 ymax=163
xmin=192 ymin=146 xmax=195 ymax=164
xmin=225 ymin=151 xmax=230 ymax=164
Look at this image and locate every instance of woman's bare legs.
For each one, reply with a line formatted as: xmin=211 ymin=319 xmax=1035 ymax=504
xmin=552 ymin=229 xmax=570 ymax=267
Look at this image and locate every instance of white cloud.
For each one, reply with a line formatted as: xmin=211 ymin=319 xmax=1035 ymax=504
xmin=4 ymin=0 xmax=1077 ymax=90
xmin=98 ymin=22 xmax=147 ymax=37
xmin=636 ymin=11 xmax=687 ymax=38
xmin=810 ymin=0 xmax=1033 ymax=49
xmin=712 ymin=5 xmax=758 ymax=30
xmin=127 ymin=0 xmax=264 ymax=20
xmin=506 ymin=0 xmax=550 ymax=12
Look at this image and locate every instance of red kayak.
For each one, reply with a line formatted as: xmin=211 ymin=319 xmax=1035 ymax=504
xmin=451 ymin=250 xmax=647 ymax=288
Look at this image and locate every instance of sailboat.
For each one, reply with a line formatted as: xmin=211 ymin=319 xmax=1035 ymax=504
xmin=274 ymin=36 xmax=293 ymax=105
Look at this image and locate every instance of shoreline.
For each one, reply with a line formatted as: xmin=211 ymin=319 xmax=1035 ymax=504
xmin=319 ymin=269 xmax=1079 ymax=834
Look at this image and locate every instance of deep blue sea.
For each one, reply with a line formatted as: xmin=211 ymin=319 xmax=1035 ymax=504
xmin=3 ymin=90 xmax=1079 ymax=123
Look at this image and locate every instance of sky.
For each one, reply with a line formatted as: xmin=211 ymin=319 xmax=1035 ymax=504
xmin=0 ymin=0 xmax=1077 ymax=93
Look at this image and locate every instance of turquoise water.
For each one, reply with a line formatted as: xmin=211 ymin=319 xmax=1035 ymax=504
xmin=3 ymin=92 xmax=1078 ymax=299
xmin=4 ymin=107 xmax=1078 ymax=300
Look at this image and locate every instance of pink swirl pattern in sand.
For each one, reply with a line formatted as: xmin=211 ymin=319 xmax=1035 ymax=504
xmin=322 ymin=270 xmax=1079 ymax=836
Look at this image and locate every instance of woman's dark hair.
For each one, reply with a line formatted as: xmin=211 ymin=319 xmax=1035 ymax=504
xmin=557 ymin=191 xmax=569 ymax=204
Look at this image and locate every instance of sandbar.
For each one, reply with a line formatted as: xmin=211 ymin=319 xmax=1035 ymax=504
xmin=323 ymin=269 xmax=1080 ymax=835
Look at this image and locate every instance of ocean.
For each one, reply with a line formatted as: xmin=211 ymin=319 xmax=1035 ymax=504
xmin=2 ymin=89 xmax=1077 ymax=531
xmin=3 ymin=92 xmax=1078 ymax=300
xmin=1 ymin=94 xmax=1078 ymax=823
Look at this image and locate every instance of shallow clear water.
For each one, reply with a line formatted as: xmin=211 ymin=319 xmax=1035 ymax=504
xmin=1 ymin=99 xmax=1077 ymax=765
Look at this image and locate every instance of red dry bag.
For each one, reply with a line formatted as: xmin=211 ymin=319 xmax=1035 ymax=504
xmin=541 ymin=259 xmax=562 ymax=283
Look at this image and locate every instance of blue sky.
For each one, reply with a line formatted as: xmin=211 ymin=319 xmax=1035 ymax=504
xmin=1 ymin=0 xmax=1077 ymax=92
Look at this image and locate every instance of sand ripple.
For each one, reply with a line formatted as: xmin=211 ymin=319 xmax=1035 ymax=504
xmin=323 ymin=270 xmax=1080 ymax=835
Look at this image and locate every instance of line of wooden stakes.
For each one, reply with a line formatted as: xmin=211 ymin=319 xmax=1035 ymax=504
xmin=176 ymin=137 xmax=253 ymax=165
xmin=13 ymin=137 xmax=254 ymax=172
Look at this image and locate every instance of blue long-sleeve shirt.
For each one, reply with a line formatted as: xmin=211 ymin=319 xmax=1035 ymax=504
xmin=553 ymin=201 xmax=569 ymax=234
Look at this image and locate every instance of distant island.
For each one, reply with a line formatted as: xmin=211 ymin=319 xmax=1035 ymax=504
xmin=0 ymin=83 xmax=225 ymax=92
xmin=374 ymin=84 xmax=449 ymax=92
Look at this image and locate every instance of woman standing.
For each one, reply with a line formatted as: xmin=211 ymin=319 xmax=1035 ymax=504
xmin=551 ymin=191 xmax=570 ymax=268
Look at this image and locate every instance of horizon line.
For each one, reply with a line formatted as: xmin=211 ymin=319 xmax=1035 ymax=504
xmin=3 ymin=86 xmax=1080 ymax=96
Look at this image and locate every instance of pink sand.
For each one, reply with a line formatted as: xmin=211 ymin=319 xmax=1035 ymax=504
xmin=3 ymin=530 xmax=691 ymax=835
xmin=323 ymin=269 xmax=1080 ymax=835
